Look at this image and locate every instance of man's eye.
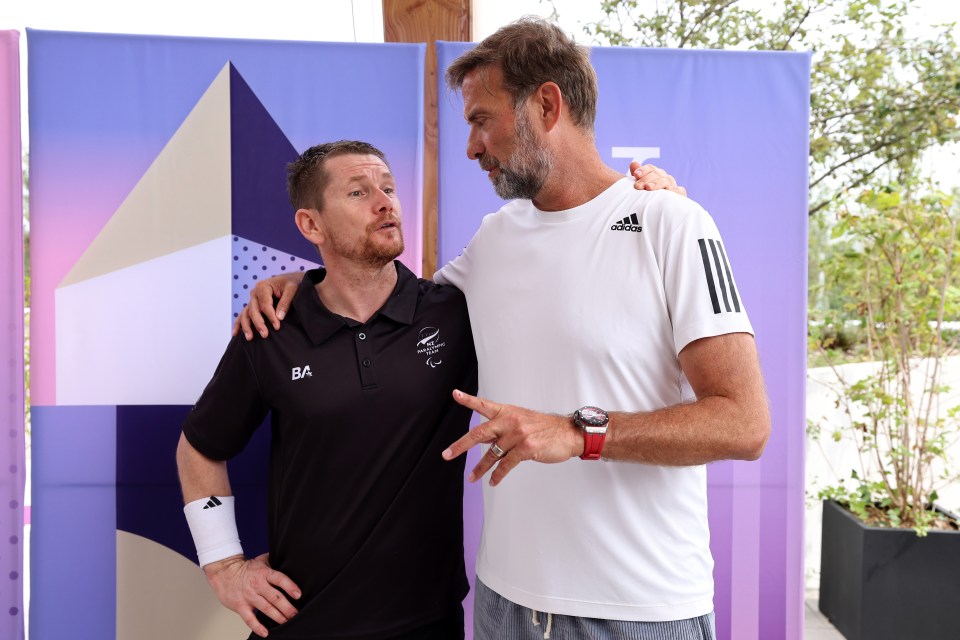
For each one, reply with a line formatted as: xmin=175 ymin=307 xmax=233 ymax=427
xmin=383 ymin=187 xmax=395 ymax=195
xmin=349 ymin=190 xmax=362 ymax=197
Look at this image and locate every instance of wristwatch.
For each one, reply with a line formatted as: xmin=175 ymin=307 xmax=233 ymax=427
xmin=574 ymin=406 xmax=609 ymax=460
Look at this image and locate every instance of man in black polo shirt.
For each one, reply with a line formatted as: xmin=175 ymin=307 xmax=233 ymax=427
xmin=177 ymin=140 xmax=477 ymax=639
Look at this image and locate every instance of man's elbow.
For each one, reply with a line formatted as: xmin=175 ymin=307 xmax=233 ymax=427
xmin=737 ymin=406 xmax=771 ymax=461
xmin=176 ymin=432 xmax=201 ymax=473
xmin=738 ymin=426 xmax=769 ymax=461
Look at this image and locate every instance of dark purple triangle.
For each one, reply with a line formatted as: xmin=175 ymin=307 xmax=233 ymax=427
xmin=229 ymin=63 xmax=319 ymax=262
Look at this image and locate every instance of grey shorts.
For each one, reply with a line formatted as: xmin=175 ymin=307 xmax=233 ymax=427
xmin=474 ymin=578 xmax=716 ymax=640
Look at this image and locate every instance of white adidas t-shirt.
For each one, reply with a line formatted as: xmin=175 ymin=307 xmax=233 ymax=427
xmin=435 ymin=178 xmax=753 ymax=621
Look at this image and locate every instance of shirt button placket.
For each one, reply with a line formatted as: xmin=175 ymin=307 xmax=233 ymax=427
xmin=356 ymin=328 xmax=377 ymax=389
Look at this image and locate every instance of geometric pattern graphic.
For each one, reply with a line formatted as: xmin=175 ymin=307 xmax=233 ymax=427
xmin=55 ymin=238 xmax=232 ymax=406
xmin=232 ymin=236 xmax=319 ymax=320
xmin=114 ymin=404 xmax=270 ymax=563
xmin=226 ymin=65 xmax=309 ymax=260
xmin=57 ymin=64 xmax=234 ymax=289
xmin=54 ymin=62 xmax=314 ymax=405
xmin=28 ymin=30 xmax=426 ymax=408
xmin=29 ymin=29 xmax=426 ymax=640
xmin=56 ymin=62 xmax=309 ymax=290
xmin=116 ymin=531 xmax=249 ymax=640
xmin=31 ymin=404 xmax=271 ymax=640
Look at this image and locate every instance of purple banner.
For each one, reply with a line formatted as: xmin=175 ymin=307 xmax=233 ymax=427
xmin=437 ymin=42 xmax=809 ymax=640
xmin=28 ymin=31 xmax=425 ymax=408
xmin=28 ymin=30 xmax=424 ymax=639
xmin=0 ymin=29 xmax=25 ymax=640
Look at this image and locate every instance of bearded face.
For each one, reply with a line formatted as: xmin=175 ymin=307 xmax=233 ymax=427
xmin=323 ymin=214 xmax=404 ymax=269
xmin=478 ymin=106 xmax=553 ymax=201
xmin=307 ymin=154 xmax=405 ymax=269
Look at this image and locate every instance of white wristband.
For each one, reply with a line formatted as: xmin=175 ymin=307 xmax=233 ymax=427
xmin=184 ymin=496 xmax=244 ymax=567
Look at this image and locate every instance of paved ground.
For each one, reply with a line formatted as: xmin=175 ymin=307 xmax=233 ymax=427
xmin=805 ymin=590 xmax=844 ymax=640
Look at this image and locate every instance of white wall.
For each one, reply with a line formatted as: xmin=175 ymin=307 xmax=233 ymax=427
xmin=805 ymin=359 xmax=960 ymax=587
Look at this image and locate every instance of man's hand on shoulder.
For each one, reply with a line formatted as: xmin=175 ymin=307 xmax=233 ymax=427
xmin=232 ymin=273 xmax=305 ymax=341
xmin=203 ymin=553 xmax=302 ymax=638
xmin=629 ymin=161 xmax=687 ymax=197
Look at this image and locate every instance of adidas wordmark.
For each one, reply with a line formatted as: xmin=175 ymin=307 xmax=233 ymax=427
xmin=611 ymin=213 xmax=642 ymax=233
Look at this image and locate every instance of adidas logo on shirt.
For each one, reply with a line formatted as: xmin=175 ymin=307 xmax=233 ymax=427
xmin=202 ymin=496 xmax=223 ymax=510
xmin=611 ymin=213 xmax=642 ymax=233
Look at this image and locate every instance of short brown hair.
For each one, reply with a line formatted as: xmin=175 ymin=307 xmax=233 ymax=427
xmin=445 ymin=17 xmax=598 ymax=131
xmin=287 ymin=140 xmax=389 ymax=211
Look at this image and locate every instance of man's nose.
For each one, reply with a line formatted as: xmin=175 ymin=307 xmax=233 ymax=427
xmin=374 ymin=188 xmax=393 ymax=212
xmin=466 ymin=128 xmax=484 ymax=160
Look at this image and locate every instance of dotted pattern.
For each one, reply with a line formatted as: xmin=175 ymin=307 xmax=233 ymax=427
xmin=232 ymin=236 xmax=320 ymax=320
xmin=3 ymin=182 xmax=25 ymax=634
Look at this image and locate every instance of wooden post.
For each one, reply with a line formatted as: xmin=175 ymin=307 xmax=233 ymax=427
xmin=383 ymin=0 xmax=471 ymax=277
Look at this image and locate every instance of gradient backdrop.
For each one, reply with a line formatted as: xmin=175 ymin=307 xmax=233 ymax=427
xmin=25 ymin=30 xmax=808 ymax=640
xmin=437 ymin=42 xmax=810 ymax=640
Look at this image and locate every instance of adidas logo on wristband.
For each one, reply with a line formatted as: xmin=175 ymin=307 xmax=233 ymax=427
xmin=184 ymin=495 xmax=243 ymax=567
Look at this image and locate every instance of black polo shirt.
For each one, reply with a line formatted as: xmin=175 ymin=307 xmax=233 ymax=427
xmin=183 ymin=261 xmax=477 ymax=639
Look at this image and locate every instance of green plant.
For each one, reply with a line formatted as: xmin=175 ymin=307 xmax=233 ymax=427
xmin=809 ymin=183 xmax=960 ymax=535
xmin=576 ymin=0 xmax=960 ymax=217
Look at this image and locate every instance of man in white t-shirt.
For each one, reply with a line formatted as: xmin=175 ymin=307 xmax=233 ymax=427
xmin=430 ymin=17 xmax=770 ymax=640
xmin=236 ymin=18 xmax=768 ymax=640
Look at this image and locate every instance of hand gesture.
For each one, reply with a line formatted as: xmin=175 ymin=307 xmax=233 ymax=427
xmin=441 ymin=389 xmax=581 ymax=486
xmin=203 ymin=553 xmax=302 ymax=638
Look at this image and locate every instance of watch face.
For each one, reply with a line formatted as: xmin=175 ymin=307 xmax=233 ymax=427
xmin=577 ymin=406 xmax=608 ymax=426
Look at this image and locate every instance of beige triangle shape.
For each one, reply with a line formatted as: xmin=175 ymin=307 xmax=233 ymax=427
xmin=59 ymin=63 xmax=233 ymax=287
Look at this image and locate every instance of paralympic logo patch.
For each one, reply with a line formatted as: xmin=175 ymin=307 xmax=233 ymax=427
xmin=417 ymin=326 xmax=446 ymax=368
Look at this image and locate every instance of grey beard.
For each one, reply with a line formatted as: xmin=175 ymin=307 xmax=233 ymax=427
xmin=491 ymin=112 xmax=552 ymax=200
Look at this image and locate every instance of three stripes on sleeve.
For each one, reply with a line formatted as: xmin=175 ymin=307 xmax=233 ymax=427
xmin=697 ymin=239 xmax=741 ymax=315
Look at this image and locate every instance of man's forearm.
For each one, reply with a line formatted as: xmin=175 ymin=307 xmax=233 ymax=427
xmin=602 ymin=394 xmax=769 ymax=466
xmin=177 ymin=432 xmax=245 ymax=570
xmin=177 ymin=433 xmax=232 ymax=502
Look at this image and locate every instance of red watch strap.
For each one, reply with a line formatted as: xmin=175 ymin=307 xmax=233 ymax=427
xmin=580 ymin=431 xmax=606 ymax=460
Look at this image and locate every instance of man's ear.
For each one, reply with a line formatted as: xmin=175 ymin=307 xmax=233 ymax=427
xmin=532 ymin=81 xmax=563 ymax=132
xmin=295 ymin=208 xmax=325 ymax=246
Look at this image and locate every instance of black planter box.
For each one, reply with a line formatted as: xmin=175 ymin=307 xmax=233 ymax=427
xmin=819 ymin=499 xmax=960 ymax=640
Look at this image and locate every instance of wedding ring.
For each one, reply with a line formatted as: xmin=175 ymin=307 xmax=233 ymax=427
xmin=490 ymin=443 xmax=507 ymax=459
